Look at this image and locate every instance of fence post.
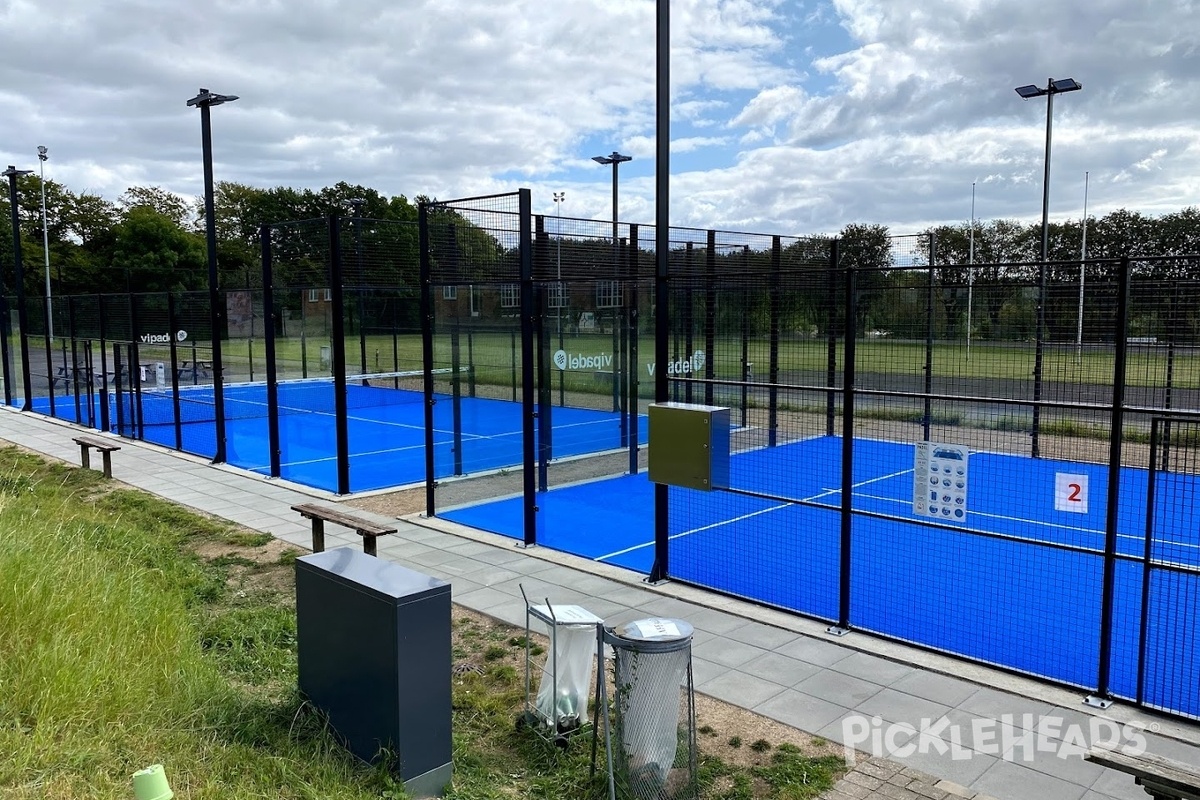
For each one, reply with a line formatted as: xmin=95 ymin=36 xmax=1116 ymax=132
xmin=923 ymin=231 xmax=936 ymax=441
xmin=701 ymin=229 xmax=716 ymax=407
xmin=328 ymin=214 xmax=351 ymax=495
xmin=518 ymin=189 xmax=537 ymax=547
xmin=418 ymin=203 xmax=436 ymax=517
xmin=742 ymin=246 xmax=751 ymax=429
xmin=628 ymin=224 xmax=641 ymax=476
xmin=450 ymin=322 xmax=463 ymax=476
xmin=97 ymin=294 xmax=110 ymax=431
xmin=167 ymin=293 xmax=182 ymax=451
xmin=261 ymin=225 xmax=281 ymax=478
xmin=832 ymin=250 xmax=855 ymax=636
xmin=1089 ymin=255 xmax=1131 ymax=708
xmin=826 ymin=242 xmax=838 ymax=437
xmin=768 ymin=236 xmax=781 ymax=448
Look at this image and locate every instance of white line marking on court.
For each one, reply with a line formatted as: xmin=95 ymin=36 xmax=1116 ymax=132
xmin=595 ymin=467 xmax=916 ymax=563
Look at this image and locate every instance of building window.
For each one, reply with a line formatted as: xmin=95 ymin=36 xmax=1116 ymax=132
xmin=596 ymin=280 xmax=622 ymax=309
xmin=307 ymin=288 xmax=332 ymax=302
xmin=546 ymin=282 xmax=566 ymax=309
xmin=443 ymin=285 xmax=458 ymax=300
xmin=500 ymin=284 xmax=520 ymax=308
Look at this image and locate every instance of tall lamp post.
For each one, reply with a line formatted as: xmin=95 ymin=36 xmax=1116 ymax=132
xmin=37 ymin=147 xmax=52 ymax=342
xmin=592 ymin=151 xmax=631 ymax=413
xmin=4 ymin=165 xmax=34 ymax=410
xmin=186 ymin=87 xmax=239 ymax=464
xmin=552 ymin=191 xmax=565 ymax=335
xmin=1015 ymin=76 xmax=1082 ymax=459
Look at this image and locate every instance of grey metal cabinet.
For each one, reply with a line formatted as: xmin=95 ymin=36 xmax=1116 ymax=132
xmin=296 ymin=548 xmax=452 ymax=797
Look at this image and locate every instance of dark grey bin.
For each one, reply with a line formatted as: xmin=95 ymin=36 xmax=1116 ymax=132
xmin=296 ymin=547 xmax=452 ymax=797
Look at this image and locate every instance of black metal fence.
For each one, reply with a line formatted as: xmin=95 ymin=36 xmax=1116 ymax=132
xmin=13 ymin=186 xmax=1198 ymax=721
xmin=659 ymin=252 xmax=1200 ymax=721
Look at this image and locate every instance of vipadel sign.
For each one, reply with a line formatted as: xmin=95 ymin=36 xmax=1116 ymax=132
xmin=138 ymin=330 xmax=189 ymax=345
xmin=646 ymin=350 xmax=705 ymax=377
xmin=552 ymin=348 xmax=708 ymax=377
xmin=553 ymin=350 xmax=612 ymax=371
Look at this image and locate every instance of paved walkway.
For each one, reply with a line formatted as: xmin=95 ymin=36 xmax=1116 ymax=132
xmin=6 ymin=407 xmax=1198 ymax=800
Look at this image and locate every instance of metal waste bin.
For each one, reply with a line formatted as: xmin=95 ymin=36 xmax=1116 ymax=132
xmin=593 ymin=618 xmax=697 ymax=800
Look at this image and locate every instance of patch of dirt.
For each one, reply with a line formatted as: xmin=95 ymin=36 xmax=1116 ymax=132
xmin=446 ymin=606 xmax=844 ymax=772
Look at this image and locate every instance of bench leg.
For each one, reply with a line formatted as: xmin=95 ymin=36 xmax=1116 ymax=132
xmin=362 ymin=534 xmax=378 ymax=557
xmin=100 ymin=451 xmax=112 ymax=479
xmin=310 ymin=518 xmax=325 ymax=553
xmin=79 ymin=444 xmax=91 ymax=470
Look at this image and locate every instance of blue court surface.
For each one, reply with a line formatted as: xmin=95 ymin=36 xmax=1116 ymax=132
xmin=444 ymin=435 xmax=1200 ymax=717
xmin=33 ymin=381 xmax=647 ymax=494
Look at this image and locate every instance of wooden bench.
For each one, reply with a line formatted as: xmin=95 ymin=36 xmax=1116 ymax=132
xmin=1086 ymin=746 xmax=1200 ymax=800
xmin=72 ymin=435 xmax=121 ymax=479
xmin=291 ymin=503 xmax=397 ymax=557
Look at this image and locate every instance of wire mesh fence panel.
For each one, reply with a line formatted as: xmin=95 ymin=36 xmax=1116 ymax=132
xmin=1135 ymin=418 xmax=1200 ymax=718
xmin=423 ymin=194 xmax=531 ymax=510
xmin=664 ymin=236 xmax=846 ymax=618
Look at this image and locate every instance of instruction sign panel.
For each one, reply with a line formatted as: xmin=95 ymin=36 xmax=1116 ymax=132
xmin=1055 ymin=473 xmax=1089 ymax=514
xmin=913 ymin=442 xmax=969 ymax=523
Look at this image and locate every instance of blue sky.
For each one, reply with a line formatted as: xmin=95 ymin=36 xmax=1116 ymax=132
xmin=0 ymin=0 xmax=1196 ymax=238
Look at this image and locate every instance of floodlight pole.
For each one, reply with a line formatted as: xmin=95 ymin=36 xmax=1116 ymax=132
xmin=1016 ymin=77 xmax=1082 ymax=459
xmin=593 ymin=151 xmax=631 ymax=413
xmin=37 ymin=147 xmax=52 ymax=342
xmin=4 ymin=165 xmax=34 ymax=411
xmin=553 ymin=191 xmax=565 ymax=337
xmin=187 ymin=87 xmax=239 ymax=464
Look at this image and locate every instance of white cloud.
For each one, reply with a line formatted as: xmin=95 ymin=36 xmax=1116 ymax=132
xmin=0 ymin=0 xmax=1198 ymax=237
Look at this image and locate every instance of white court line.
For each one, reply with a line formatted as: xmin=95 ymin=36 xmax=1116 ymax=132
xmin=849 ymin=490 xmax=1200 ymax=552
xmin=594 ymin=466 xmax=915 ymax=563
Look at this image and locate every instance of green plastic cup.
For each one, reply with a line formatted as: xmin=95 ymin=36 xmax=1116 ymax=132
xmin=132 ymin=764 xmax=174 ymax=800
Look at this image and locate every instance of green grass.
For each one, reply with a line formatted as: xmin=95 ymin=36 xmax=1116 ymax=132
xmin=130 ymin=330 xmax=1200 ymax=390
xmin=0 ymin=447 xmax=844 ymax=799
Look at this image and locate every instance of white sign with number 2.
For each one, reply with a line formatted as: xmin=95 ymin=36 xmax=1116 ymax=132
xmin=1055 ymin=473 xmax=1088 ymax=514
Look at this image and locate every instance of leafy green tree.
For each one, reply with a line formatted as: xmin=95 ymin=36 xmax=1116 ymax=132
xmin=110 ymin=207 xmax=206 ymax=293
xmin=120 ymin=186 xmax=195 ymax=230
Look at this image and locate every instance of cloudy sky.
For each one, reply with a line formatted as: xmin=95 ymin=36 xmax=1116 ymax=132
xmin=1 ymin=0 xmax=1197 ymax=237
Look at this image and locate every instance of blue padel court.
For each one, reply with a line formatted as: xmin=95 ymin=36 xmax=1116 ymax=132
xmin=32 ymin=378 xmax=647 ymax=494
xmin=444 ymin=435 xmax=1200 ymax=718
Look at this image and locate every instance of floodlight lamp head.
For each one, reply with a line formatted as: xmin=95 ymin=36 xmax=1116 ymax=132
xmin=3 ymin=166 xmax=33 ymax=178
xmin=593 ymin=151 xmax=632 ymax=166
xmin=1015 ymin=84 xmax=1044 ymax=99
xmin=37 ymin=146 xmax=48 ymax=160
xmin=187 ymin=88 xmax=239 ymax=108
xmin=1050 ymin=77 xmax=1082 ymax=93
xmin=553 ymin=191 xmax=565 ymax=203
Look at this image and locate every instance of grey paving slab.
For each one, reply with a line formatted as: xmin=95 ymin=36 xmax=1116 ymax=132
xmin=739 ymin=651 xmax=823 ymax=688
xmin=794 ymin=668 xmax=886 ymax=708
xmin=972 ymin=756 xmax=1089 ymax=800
xmin=670 ymin=605 xmax=746 ymax=636
xmin=835 ymin=651 xmax=918 ymax=688
xmin=1088 ymin=767 xmax=1153 ymax=800
xmin=955 ymin=686 xmax=1056 ymax=725
xmin=754 ymin=687 xmax=851 ymax=733
xmin=690 ymin=635 xmax=768 ymax=670
xmin=773 ymin=634 xmax=855 ymax=668
xmin=723 ymin=621 xmax=803 ymax=651
xmin=689 ymin=656 xmax=725 ymax=688
xmin=696 ymin=669 xmax=788 ymax=709
xmin=856 ymin=688 xmax=954 ymax=727
xmin=889 ymin=670 xmax=980 ymax=708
